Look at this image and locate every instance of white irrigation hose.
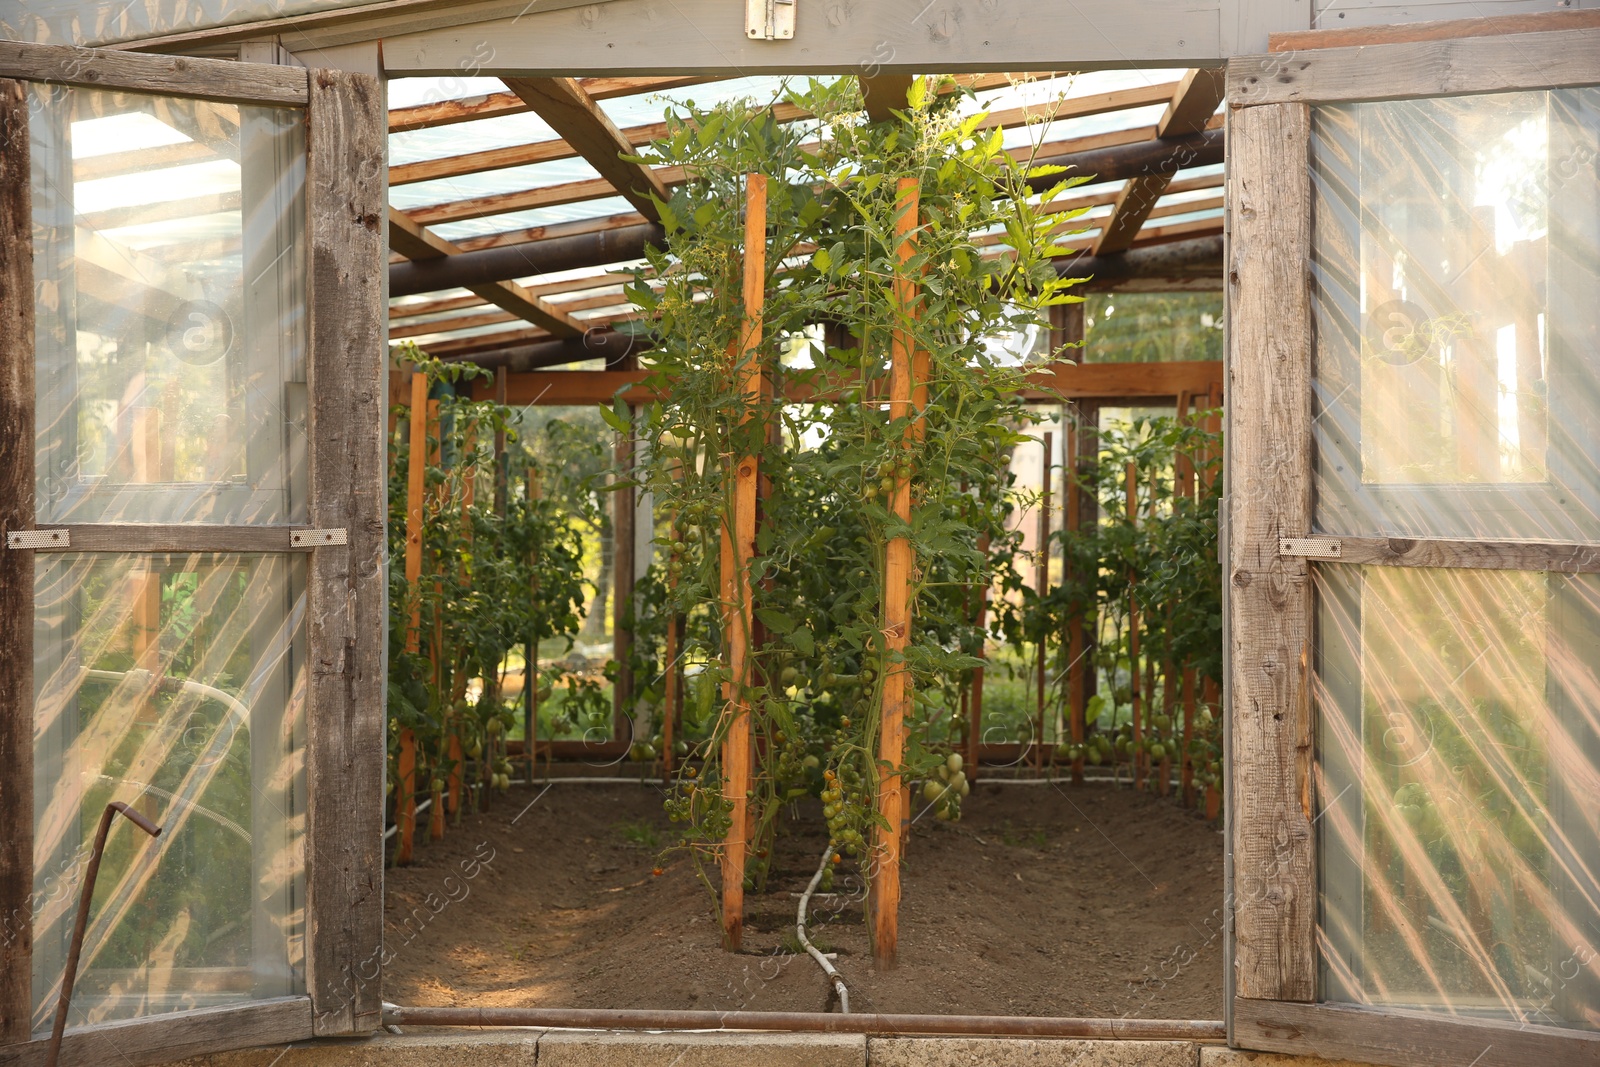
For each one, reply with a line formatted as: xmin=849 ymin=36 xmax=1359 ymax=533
xmin=797 ymin=846 xmax=850 ymax=1013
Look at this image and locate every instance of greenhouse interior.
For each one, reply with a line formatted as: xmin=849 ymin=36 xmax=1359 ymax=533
xmin=0 ymin=5 xmax=1597 ymax=1067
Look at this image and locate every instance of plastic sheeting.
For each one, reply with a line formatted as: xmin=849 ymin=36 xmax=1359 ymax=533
xmin=1310 ymin=87 xmax=1600 ymax=1032
xmin=1311 ymin=89 xmax=1600 ymax=543
xmin=4 ymin=0 xmax=366 ymax=48
xmin=31 ymin=554 xmax=308 ymax=1030
xmin=1315 ymin=565 xmax=1600 ymax=1030
xmin=31 ymin=85 xmax=308 ymax=525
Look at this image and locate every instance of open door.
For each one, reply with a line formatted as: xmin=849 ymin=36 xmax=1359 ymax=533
xmin=0 ymin=43 xmax=386 ymax=1067
xmin=1224 ymin=17 xmax=1600 ymax=1067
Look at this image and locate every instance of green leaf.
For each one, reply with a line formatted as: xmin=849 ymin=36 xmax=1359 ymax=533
xmin=812 ymin=246 xmax=832 ymax=274
xmin=599 ymin=402 xmax=630 ymax=435
xmin=786 ymin=627 xmax=815 ymax=656
xmin=755 ymin=607 xmax=796 ymax=635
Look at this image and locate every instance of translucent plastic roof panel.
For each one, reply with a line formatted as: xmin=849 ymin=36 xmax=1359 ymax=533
xmin=429 ymin=195 xmax=634 ymax=242
xmin=391 ymin=157 xmax=603 ymax=212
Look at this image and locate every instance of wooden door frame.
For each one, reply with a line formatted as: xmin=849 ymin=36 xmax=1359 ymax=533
xmin=0 ymin=42 xmax=386 ymax=1067
xmin=1223 ymin=20 xmax=1600 ymax=1067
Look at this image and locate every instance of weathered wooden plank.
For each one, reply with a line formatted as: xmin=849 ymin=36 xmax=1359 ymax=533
xmin=0 ymin=77 xmax=35 ymax=1048
xmin=0 ymin=998 xmax=313 ymax=1067
xmin=303 ymin=66 xmax=387 ymax=1038
xmin=1233 ymin=998 xmax=1600 ymax=1067
xmin=1270 ymin=8 xmax=1600 ymax=52
xmin=1230 ymin=27 xmax=1600 ymax=107
xmin=380 ymin=0 xmax=1227 ymax=76
xmin=0 ymin=42 xmax=307 ymax=106
xmin=18 ymin=526 xmax=345 ymax=552
xmin=1281 ymin=534 xmax=1600 ymax=573
xmin=1225 ymin=101 xmax=1316 ymax=1003
xmin=860 ymin=74 xmax=915 ymax=123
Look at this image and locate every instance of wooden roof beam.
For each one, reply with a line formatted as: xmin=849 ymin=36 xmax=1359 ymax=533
xmin=500 ymin=76 xmax=669 ymax=221
xmin=1090 ymin=68 xmax=1225 ymax=256
xmin=388 ymin=207 xmax=583 ymax=337
xmin=388 ymin=75 xmax=719 ymax=133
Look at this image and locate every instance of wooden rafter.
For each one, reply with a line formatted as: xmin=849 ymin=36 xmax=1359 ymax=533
xmin=388 ymin=75 xmax=718 ymax=133
xmin=1091 ymin=68 xmax=1226 ymax=256
xmin=388 ymin=207 xmax=582 ymax=338
xmin=860 ymin=74 xmax=915 ymax=123
xmin=500 ymin=77 xmax=669 ymax=220
xmin=405 ymin=111 xmax=1218 ymax=230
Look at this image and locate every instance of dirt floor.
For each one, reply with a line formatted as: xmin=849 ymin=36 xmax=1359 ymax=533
xmin=383 ymin=777 xmax=1226 ymax=1019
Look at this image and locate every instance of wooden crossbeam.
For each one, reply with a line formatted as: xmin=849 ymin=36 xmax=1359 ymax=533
xmin=1090 ymin=69 xmax=1226 ymax=256
xmin=501 ymin=77 xmax=669 ymax=220
xmin=388 ymin=207 xmax=582 ymax=338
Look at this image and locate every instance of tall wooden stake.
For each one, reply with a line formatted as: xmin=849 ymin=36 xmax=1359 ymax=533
xmin=526 ymin=468 xmax=542 ymax=783
xmin=396 ymin=371 xmax=429 ymax=865
xmin=720 ymin=173 xmax=767 ymax=951
xmin=613 ymin=422 xmax=635 ymax=740
xmin=967 ymin=531 xmax=990 ymax=784
xmin=1034 ymin=431 xmax=1052 ymax=773
xmin=1126 ymin=459 xmax=1142 ymax=791
xmin=872 ymin=176 xmax=920 ymax=969
xmin=1064 ymin=410 xmax=1086 ymax=785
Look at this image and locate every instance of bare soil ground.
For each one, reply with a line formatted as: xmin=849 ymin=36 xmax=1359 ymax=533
xmin=383 ymin=778 xmax=1225 ymax=1019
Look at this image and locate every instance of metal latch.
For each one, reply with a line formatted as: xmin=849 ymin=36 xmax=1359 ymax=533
xmin=7 ymin=529 xmax=69 ymax=549
xmin=1280 ymin=536 xmax=1342 ymax=559
xmin=746 ymin=0 xmax=795 ymax=40
xmin=291 ymin=528 xmax=348 ymax=547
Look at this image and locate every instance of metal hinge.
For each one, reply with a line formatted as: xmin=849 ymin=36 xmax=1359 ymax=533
xmin=1280 ymin=536 xmax=1342 ymax=559
xmin=746 ymin=0 xmax=795 ymax=40
xmin=290 ymin=528 xmax=348 ymax=547
xmin=7 ymin=529 xmax=69 ymax=549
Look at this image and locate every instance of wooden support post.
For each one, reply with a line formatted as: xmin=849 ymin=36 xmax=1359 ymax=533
xmin=1126 ymin=459 xmax=1142 ymax=791
xmin=0 ymin=78 xmax=35 ymax=1042
xmin=396 ymin=729 xmax=417 ymax=865
xmin=720 ymin=172 xmax=767 ymax=952
xmin=872 ymin=176 xmax=920 ymax=969
xmin=663 ymin=496 xmax=682 ymax=779
xmin=1034 ymin=432 xmax=1052 ymax=773
xmin=967 ymin=531 xmax=990 ymax=785
xmin=396 ymin=371 xmax=429 ymax=865
xmin=1174 ymin=390 xmax=1196 ymax=806
xmin=1064 ymin=411 xmax=1085 ymax=785
xmin=613 ymin=421 xmax=635 ymax=740
xmin=526 ymin=467 xmax=542 ymax=783
xmin=493 ymin=365 xmax=508 ymax=516
xmin=406 ymin=372 xmax=427 ymax=653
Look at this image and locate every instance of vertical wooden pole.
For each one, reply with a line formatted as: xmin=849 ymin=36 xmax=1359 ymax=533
xmin=1174 ymin=390 xmax=1196 ymax=806
xmin=872 ymin=176 xmax=919 ymax=969
xmin=406 ymin=372 xmax=427 ymax=652
xmin=396 ymin=370 xmax=428 ymax=865
xmin=613 ymin=421 xmax=635 ymax=740
xmin=663 ymin=493 xmax=682 ymax=778
xmin=967 ymin=531 xmax=990 ymax=784
xmin=720 ymin=173 xmax=767 ymax=951
xmin=1064 ymin=410 xmax=1085 ymax=785
xmin=0 ymin=79 xmax=36 ymax=1042
xmin=1126 ymin=459 xmax=1142 ymax=791
xmin=526 ymin=467 xmax=542 ymax=783
xmin=1034 ymin=431 xmax=1052 ymax=773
